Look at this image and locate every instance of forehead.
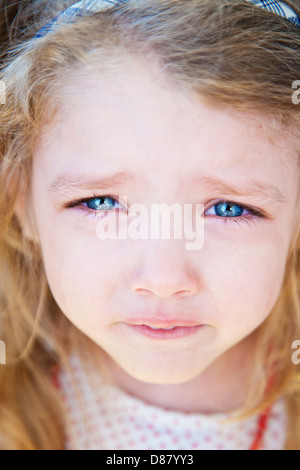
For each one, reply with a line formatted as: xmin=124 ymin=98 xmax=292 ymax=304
xmin=34 ymin=55 xmax=299 ymax=185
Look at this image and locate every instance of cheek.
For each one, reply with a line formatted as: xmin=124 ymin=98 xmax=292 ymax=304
xmin=37 ymin=218 xmax=123 ymax=327
xmin=205 ymin=230 xmax=287 ymax=334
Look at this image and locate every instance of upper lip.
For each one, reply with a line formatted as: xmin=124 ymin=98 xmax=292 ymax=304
xmin=124 ymin=317 xmax=202 ymax=328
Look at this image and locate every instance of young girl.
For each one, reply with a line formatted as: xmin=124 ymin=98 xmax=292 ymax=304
xmin=0 ymin=0 xmax=300 ymax=450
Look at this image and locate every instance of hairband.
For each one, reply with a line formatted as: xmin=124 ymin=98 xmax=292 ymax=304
xmin=34 ymin=0 xmax=300 ymax=39
xmin=246 ymin=0 xmax=300 ymax=26
xmin=35 ymin=0 xmax=123 ymax=38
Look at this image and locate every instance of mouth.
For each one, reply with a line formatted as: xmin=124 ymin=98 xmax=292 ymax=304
xmin=124 ymin=321 xmax=204 ymax=340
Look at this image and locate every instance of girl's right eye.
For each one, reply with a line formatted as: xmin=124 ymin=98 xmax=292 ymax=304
xmin=82 ymin=196 xmax=121 ymax=211
xmin=62 ymin=194 xmax=123 ymax=217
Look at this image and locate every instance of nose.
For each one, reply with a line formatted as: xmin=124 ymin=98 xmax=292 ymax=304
xmin=129 ymin=241 xmax=200 ymax=299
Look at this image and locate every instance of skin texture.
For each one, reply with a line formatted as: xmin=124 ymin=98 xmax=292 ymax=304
xmin=17 ymin=57 xmax=300 ymax=413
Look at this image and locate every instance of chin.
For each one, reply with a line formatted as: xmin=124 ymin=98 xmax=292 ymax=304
xmin=118 ymin=359 xmax=211 ymax=385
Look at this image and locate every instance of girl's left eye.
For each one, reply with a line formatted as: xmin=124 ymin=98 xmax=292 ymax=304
xmin=205 ymin=201 xmax=263 ymax=224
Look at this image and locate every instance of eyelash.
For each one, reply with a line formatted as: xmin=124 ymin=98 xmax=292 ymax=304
xmin=205 ymin=199 xmax=265 ymax=226
xmin=62 ymin=194 xmax=266 ymax=226
xmin=62 ymin=193 xmax=122 ymax=219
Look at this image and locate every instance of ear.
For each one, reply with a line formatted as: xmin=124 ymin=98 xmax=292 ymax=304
xmin=14 ymin=192 xmax=40 ymax=244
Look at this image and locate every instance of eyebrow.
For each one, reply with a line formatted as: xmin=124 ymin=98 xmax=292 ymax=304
xmin=48 ymin=171 xmax=287 ymax=205
xmin=194 ymin=176 xmax=287 ymax=205
xmin=48 ymin=171 xmax=137 ymax=195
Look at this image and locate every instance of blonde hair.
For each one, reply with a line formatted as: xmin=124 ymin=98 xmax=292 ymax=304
xmin=0 ymin=0 xmax=300 ymax=449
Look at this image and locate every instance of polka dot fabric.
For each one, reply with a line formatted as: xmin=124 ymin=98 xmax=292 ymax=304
xmin=57 ymin=355 xmax=287 ymax=450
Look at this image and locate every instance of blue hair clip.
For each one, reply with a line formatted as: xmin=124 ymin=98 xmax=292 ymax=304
xmin=34 ymin=0 xmax=124 ymax=38
xmin=246 ymin=0 xmax=300 ymax=27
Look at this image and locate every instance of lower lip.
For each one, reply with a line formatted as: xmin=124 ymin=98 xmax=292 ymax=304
xmin=127 ymin=324 xmax=203 ymax=339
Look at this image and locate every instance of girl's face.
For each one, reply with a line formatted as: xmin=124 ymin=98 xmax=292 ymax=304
xmin=22 ymin=57 xmax=299 ymax=385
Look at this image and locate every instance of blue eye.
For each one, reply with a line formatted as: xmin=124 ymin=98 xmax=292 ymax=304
xmin=205 ymin=200 xmax=263 ymax=226
xmin=83 ymin=196 xmax=120 ymax=211
xmin=63 ymin=194 xmax=123 ymax=218
xmin=209 ymin=202 xmax=245 ymax=217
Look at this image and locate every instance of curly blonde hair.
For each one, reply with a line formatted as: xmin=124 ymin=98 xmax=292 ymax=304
xmin=0 ymin=0 xmax=300 ymax=449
